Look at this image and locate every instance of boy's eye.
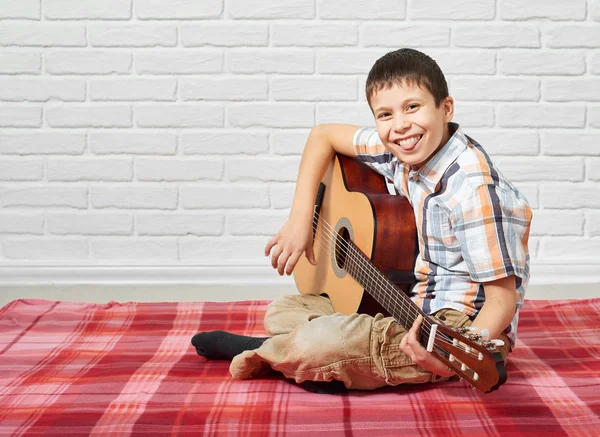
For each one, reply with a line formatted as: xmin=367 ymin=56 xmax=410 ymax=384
xmin=406 ymin=104 xmax=419 ymax=111
xmin=378 ymin=112 xmax=391 ymax=119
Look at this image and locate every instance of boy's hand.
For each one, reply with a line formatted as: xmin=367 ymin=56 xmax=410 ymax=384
xmin=265 ymin=216 xmax=317 ymax=276
xmin=399 ymin=315 xmax=455 ymax=377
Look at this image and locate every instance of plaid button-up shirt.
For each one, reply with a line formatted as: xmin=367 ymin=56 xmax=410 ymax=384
xmin=353 ymin=122 xmax=532 ymax=345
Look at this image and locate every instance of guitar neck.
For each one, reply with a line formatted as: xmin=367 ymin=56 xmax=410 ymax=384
xmin=343 ymin=239 xmax=422 ymax=331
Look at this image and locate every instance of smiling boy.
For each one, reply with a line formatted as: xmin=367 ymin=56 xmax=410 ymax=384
xmin=192 ymin=48 xmax=532 ymax=393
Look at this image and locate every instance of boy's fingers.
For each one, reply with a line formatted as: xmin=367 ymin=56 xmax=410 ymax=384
xmin=286 ymin=253 xmax=301 ymax=275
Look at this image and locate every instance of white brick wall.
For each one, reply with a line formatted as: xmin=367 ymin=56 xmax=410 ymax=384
xmin=0 ymin=0 xmax=599 ymax=276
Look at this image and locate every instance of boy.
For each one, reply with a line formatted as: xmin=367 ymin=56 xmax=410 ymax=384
xmin=192 ymin=48 xmax=532 ymax=393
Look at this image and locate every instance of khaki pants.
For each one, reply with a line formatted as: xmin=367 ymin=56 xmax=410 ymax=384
xmin=230 ymin=294 xmax=510 ymax=390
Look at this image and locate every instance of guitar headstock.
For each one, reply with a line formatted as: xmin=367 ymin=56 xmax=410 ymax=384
xmin=430 ymin=322 xmax=507 ymax=393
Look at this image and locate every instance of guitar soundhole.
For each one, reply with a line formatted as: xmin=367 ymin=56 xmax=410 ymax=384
xmin=334 ymin=227 xmax=351 ymax=270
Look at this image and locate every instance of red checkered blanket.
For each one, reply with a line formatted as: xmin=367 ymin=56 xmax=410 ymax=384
xmin=0 ymin=298 xmax=599 ymax=436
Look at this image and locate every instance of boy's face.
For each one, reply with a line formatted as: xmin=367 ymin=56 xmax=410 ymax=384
xmin=370 ymin=81 xmax=454 ymax=169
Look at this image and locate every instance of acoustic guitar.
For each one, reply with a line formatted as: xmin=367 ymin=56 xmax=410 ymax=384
xmin=293 ymin=153 xmax=507 ymax=393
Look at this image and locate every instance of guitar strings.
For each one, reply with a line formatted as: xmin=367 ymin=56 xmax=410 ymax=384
xmin=309 ymin=216 xmax=474 ymax=362
xmin=310 ymin=212 xmax=484 ymax=359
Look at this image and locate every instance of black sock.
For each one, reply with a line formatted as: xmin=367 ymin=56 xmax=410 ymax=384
xmin=299 ymin=380 xmax=348 ymax=394
xmin=191 ymin=330 xmax=268 ymax=361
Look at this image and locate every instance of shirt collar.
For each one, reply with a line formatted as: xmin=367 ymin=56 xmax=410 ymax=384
xmin=408 ymin=122 xmax=467 ymax=193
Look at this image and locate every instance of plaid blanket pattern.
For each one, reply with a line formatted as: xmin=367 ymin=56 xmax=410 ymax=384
xmin=0 ymin=297 xmax=599 ymax=436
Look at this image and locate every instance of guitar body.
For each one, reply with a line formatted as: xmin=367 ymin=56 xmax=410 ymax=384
xmin=293 ymin=154 xmax=417 ymax=316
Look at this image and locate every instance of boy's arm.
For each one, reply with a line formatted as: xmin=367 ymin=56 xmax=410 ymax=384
xmin=401 ymin=275 xmax=517 ymax=377
xmin=265 ymin=124 xmax=362 ymax=276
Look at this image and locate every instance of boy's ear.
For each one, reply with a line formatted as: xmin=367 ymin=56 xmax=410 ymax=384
xmin=443 ymin=96 xmax=454 ymax=123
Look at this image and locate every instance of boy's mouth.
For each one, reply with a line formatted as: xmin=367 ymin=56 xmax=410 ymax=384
xmin=394 ymin=134 xmax=423 ymax=151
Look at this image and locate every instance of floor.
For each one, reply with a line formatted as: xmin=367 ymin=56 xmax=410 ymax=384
xmin=0 ymin=283 xmax=598 ymax=307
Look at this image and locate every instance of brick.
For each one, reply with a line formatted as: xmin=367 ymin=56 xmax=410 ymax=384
xmin=45 ymin=51 xmax=132 ymax=75
xmin=136 ymin=0 xmax=222 ymax=19
xmin=91 ymin=239 xmax=178 ymax=260
xmin=136 ymin=104 xmax=224 ymax=128
xmin=593 ymin=0 xmax=600 ymax=21
xmin=137 ymin=212 xmax=224 ymax=236
xmin=316 ymin=103 xmax=375 ymax=126
xmin=181 ymin=131 xmax=269 ymax=155
xmin=543 ymin=79 xmax=600 ymax=102
xmin=180 ymin=185 xmax=269 ymax=209
xmin=180 ymin=77 xmax=268 ymax=101
xmin=229 ymin=49 xmax=314 ymax=74
xmin=181 ymin=23 xmax=268 ymax=47
xmin=91 ymin=185 xmax=177 ymax=209
xmin=89 ymin=79 xmax=176 ymax=101
xmin=270 ymin=183 xmax=296 ymax=209
xmin=319 ymin=0 xmax=406 ymax=19
xmin=272 ymin=23 xmax=357 ymax=47
xmin=454 ymin=25 xmax=539 ymax=48
xmin=0 ymin=131 xmax=86 ymax=155
xmin=592 ymin=52 xmax=600 ymax=74
xmin=89 ymin=131 xmax=177 ymax=155
xmin=590 ymin=106 xmax=600 ymax=128
xmin=227 ymin=157 xmax=300 ymax=182
xmin=0 ymin=78 xmax=85 ymax=102
xmin=4 ymin=238 xmax=88 ymax=260
xmin=451 ymin=77 xmax=539 ymax=101
xmin=409 ymin=0 xmax=493 ymax=19
xmin=428 ymin=49 xmax=496 ymax=75
xmin=542 ymin=131 xmax=600 ymax=156
xmin=47 ymin=212 xmax=133 ymax=235
xmin=135 ymin=158 xmax=223 ymax=181
xmin=493 ymin=157 xmax=583 ymax=182
xmin=0 ymin=51 xmax=41 ymax=74
xmin=591 ymin=211 xmax=600 ymax=236
xmin=452 ymin=104 xmax=495 ymax=128
xmin=180 ymin=237 xmax=265 ymax=263
xmin=0 ymin=23 xmax=86 ymax=47
xmin=318 ymin=50 xmax=384 ymax=74
xmin=539 ymin=238 xmax=600 ymax=259
xmin=228 ymin=103 xmax=314 ymax=128
xmin=46 ymin=105 xmax=132 ymax=128
xmin=271 ymin=77 xmax=357 ymax=101
xmin=47 ymin=158 xmax=132 ymax=181
xmin=136 ymin=51 xmax=223 ymax=74
xmin=497 ymin=104 xmax=585 ymax=128
xmin=0 ymin=213 xmax=44 ymax=235
xmin=44 ymin=0 xmax=131 ymax=19
xmin=589 ymin=158 xmax=600 ymax=181
xmin=228 ymin=210 xmax=289 ymax=235
xmin=0 ymin=105 xmax=42 ymax=127
xmin=228 ymin=0 xmax=314 ymax=18
xmin=530 ymin=210 xmax=584 ymax=236
xmin=499 ymin=50 xmax=585 ymax=75
xmin=545 ymin=25 xmax=600 ymax=48
xmin=0 ymin=158 xmax=43 ymax=181
xmin=0 ymin=0 xmax=40 ymax=18
xmin=0 ymin=186 xmax=87 ymax=208
xmin=271 ymin=129 xmax=311 ymax=155
xmin=363 ymin=24 xmax=450 ymax=47
xmin=499 ymin=0 xmax=585 ymax=20
xmin=540 ymin=184 xmax=600 ymax=208
xmin=88 ymin=24 xmax=177 ymax=47
xmin=468 ymin=129 xmax=539 ymax=156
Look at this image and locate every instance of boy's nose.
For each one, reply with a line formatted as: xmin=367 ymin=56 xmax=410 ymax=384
xmin=393 ymin=116 xmax=410 ymax=132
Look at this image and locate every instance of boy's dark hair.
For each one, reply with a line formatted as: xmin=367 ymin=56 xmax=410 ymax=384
xmin=366 ymin=48 xmax=449 ymax=108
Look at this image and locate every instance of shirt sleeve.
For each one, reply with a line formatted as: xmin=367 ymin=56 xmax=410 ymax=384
xmin=352 ymin=127 xmax=397 ymax=182
xmin=449 ymin=184 xmax=532 ymax=283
